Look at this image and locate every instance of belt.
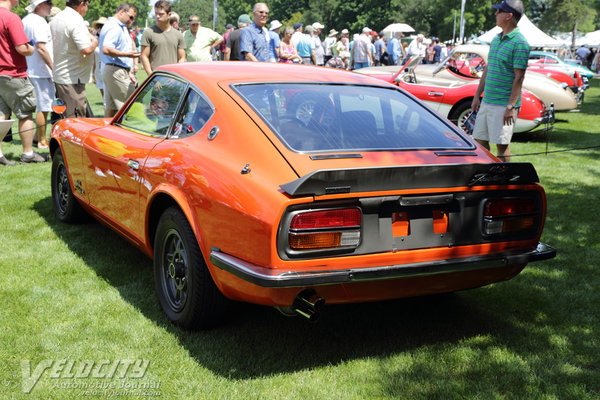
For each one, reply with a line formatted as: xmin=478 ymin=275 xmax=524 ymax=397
xmin=105 ymin=63 xmax=131 ymax=72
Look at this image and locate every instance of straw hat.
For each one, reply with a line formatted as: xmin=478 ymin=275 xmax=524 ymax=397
xmin=93 ymin=17 xmax=108 ymax=29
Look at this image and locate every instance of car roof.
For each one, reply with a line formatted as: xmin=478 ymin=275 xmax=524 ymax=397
xmin=158 ymin=62 xmax=385 ymax=86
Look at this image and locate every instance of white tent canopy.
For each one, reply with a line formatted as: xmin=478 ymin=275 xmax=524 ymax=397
xmin=478 ymin=14 xmax=562 ymax=48
xmin=382 ymin=23 xmax=415 ymax=34
xmin=576 ymin=30 xmax=600 ymax=47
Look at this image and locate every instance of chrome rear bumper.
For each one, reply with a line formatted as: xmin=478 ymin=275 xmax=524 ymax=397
xmin=210 ymin=243 xmax=556 ymax=288
xmin=534 ymin=104 xmax=555 ymax=131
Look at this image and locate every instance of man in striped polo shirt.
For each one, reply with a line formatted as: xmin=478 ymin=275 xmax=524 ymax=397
xmin=471 ymin=0 xmax=529 ymax=162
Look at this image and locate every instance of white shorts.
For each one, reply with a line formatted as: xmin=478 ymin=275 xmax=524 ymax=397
xmin=30 ymin=77 xmax=55 ymax=112
xmin=472 ymin=102 xmax=516 ymax=145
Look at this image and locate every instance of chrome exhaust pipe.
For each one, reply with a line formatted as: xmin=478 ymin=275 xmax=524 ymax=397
xmin=291 ymin=290 xmax=325 ymax=322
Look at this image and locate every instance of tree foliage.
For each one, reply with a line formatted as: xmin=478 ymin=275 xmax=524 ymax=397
xmin=170 ymin=0 xmax=230 ymax=31
xmin=13 ymin=0 xmax=149 ymax=28
xmin=9 ymin=0 xmax=600 ymax=41
xmin=539 ymin=0 xmax=597 ymax=34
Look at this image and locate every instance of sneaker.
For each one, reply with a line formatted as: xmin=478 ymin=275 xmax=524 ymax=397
xmin=0 ymin=155 xmax=16 ymax=166
xmin=20 ymin=152 xmax=48 ymax=163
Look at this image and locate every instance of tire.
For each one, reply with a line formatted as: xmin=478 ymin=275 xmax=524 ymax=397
xmin=449 ymin=101 xmax=472 ymax=133
xmin=287 ymin=92 xmax=335 ymax=127
xmin=153 ymin=207 xmax=229 ymax=330
xmin=51 ymin=148 xmax=86 ymax=223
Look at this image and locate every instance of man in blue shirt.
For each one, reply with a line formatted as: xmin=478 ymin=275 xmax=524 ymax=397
xmin=99 ymin=2 xmax=140 ymax=117
xmin=386 ymin=33 xmax=403 ymax=65
xmin=240 ymin=2 xmax=270 ymax=62
xmin=295 ymin=25 xmax=316 ymax=65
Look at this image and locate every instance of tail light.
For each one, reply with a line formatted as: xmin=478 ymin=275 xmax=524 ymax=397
xmin=482 ymin=198 xmax=538 ymax=235
xmin=288 ymin=208 xmax=361 ymax=250
xmin=574 ymin=71 xmax=582 ymax=87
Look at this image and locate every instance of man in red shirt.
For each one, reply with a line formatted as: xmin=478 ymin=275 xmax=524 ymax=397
xmin=0 ymin=0 xmax=47 ymax=164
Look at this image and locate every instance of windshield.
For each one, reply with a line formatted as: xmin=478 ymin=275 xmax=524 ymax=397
xmin=234 ymin=83 xmax=473 ymax=153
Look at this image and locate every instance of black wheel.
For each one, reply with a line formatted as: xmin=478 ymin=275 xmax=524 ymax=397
xmin=449 ymin=101 xmax=473 ymax=133
xmin=51 ymin=148 xmax=86 ymax=222
xmin=153 ymin=207 xmax=229 ymax=329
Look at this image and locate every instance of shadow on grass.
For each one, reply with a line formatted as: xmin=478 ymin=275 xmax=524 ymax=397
xmin=33 ymin=186 xmax=599 ymax=395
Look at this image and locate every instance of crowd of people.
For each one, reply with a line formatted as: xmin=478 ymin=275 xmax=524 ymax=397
xmin=165 ymin=2 xmax=448 ymax=70
xmin=1 ymin=0 xmax=454 ymax=167
xmin=5 ymin=0 xmax=587 ymax=167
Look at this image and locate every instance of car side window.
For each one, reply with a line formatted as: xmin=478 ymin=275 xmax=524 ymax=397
xmin=171 ymin=89 xmax=214 ymax=138
xmin=119 ymin=75 xmax=186 ymax=136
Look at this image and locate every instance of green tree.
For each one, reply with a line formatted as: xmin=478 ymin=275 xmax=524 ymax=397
xmin=219 ymin=0 xmax=254 ymax=26
xmin=540 ymin=0 xmax=597 ymax=46
xmin=170 ymin=0 xmax=230 ymax=32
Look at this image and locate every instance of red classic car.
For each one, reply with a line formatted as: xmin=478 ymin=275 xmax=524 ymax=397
xmin=420 ymin=44 xmax=580 ymax=111
xmin=50 ymin=62 xmax=555 ymax=329
xmin=356 ymin=57 xmax=554 ymax=134
xmin=448 ymin=55 xmax=586 ymax=104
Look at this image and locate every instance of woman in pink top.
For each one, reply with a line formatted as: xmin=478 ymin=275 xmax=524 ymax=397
xmin=279 ymin=26 xmax=301 ymax=63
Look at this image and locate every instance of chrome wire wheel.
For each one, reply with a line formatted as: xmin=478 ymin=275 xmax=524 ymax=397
xmin=295 ymin=100 xmax=317 ymax=125
xmin=456 ymin=107 xmax=472 ymax=133
xmin=160 ymin=228 xmax=189 ymax=312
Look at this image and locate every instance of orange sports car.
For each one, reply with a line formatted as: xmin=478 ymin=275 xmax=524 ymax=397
xmin=50 ymin=62 xmax=555 ymax=329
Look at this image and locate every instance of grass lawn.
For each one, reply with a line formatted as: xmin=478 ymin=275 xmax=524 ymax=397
xmin=0 ymin=75 xmax=599 ymax=399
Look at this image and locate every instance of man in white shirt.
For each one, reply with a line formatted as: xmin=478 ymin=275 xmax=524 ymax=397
xmin=323 ymin=29 xmax=337 ymax=64
xmin=22 ymin=0 xmax=54 ymax=148
xmin=406 ymin=33 xmax=426 ymax=61
xmin=184 ymin=15 xmax=223 ymax=62
xmin=311 ymin=22 xmax=324 ymax=66
xmin=50 ymin=0 xmax=97 ymax=118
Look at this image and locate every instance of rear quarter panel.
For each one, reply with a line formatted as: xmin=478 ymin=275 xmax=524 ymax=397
xmin=140 ymin=89 xmax=300 ymax=273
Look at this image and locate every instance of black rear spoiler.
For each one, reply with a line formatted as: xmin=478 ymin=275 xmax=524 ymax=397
xmin=280 ymin=162 xmax=539 ymax=196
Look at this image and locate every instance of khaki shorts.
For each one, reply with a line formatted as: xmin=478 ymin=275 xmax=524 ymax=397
xmin=102 ymin=64 xmax=135 ymax=112
xmin=55 ymin=83 xmax=88 ymax=119
xmin=0 ymin=75 xmax=37 ymax=119
xmin=472 ymin=102 xmax=516 ymax=145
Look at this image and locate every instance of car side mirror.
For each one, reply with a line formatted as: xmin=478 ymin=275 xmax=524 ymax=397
xmin=52 ymin=98 xmax=66 ymax=116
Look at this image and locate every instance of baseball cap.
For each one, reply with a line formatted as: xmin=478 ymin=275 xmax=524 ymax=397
xmin=312 ymin=22 xmax=324 ymax=29
xmin=492 ymin=0 xmax=524 ymax=19
xmin=226 ymin=23 xmax=235 ymax=29
xmin=293 ymin=22 xmax=303 ymax=30
xmin=362 ymin=27 xmax=372 ymax=34
xmin=188 ymin=16 xmax=200 ymax=25
xmin=238 ymin=14 xmax=252 ymax=25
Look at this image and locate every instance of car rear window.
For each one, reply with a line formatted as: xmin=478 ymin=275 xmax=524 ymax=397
xmin=234 ymin=83 xmax=473 ymax=152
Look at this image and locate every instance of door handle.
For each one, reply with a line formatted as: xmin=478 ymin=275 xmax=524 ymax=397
xmin=127 ymin=159 xmax=140 ymax=171
xmin=428 ymin=91 xmax=444 ymax=96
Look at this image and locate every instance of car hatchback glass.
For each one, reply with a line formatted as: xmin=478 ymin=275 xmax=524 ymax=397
xmin=234 ymin=83 xmax=473 ymax=153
